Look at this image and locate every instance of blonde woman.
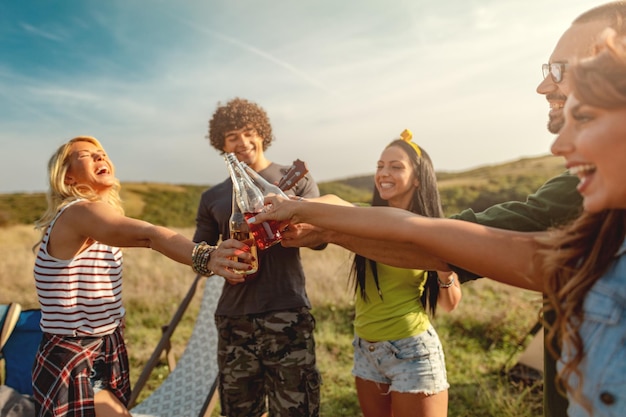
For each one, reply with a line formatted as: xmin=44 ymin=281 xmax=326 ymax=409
xmin=31 ymin=136 xmax=252 ymax=417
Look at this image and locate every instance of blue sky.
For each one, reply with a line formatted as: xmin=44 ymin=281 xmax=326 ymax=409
xmin=0 ymin=0 xmax=603 ymax=193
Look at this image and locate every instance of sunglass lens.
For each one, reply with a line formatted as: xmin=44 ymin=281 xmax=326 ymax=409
xmin=550 ymin=65 xmax=562 ymax=83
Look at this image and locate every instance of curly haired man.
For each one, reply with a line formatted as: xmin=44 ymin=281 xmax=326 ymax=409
xmin=194 ymin=97 xmax=323 ymax=417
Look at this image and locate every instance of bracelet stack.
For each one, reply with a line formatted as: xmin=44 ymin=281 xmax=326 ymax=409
xmin=192 ymin=242 xmax=217 ymax=276
xmin=437 ymin=274 xmax=456 ymax=288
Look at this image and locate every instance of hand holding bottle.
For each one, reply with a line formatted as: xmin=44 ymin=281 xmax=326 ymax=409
xmin=225 ymin=154 xmax=311 ymax=251
xmin=225 ymin=153 xmax=285 ymax=250
xmin=229 ymin=191 xmax=259 ymax=278
xmin=205 ymin=238 xmax=256 ymax=285
xmin=245 ymin=193 xmax=302 ymax=230
xmin=225 ymin=155 xmax=260 ymax=278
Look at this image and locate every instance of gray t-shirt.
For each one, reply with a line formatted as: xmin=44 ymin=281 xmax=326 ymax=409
xmin=193 ymin=162 xmax=320 ymax=316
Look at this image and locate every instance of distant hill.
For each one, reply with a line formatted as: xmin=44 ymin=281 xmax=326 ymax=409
xmin=0 ymin=154 xmax=566 ymax=227
xmin=319 ymin=154 xmax=566 ymax=213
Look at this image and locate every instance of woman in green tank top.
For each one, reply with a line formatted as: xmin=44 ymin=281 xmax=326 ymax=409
xmin=349 ymin=130 xmax=462 ymax=417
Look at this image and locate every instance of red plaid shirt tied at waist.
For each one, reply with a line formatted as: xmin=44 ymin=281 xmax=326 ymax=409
xmin=32 ymin=325 xmax=130 ymax=417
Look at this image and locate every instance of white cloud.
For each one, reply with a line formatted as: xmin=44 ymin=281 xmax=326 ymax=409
xmin=0 ymin=0 xmax=604 ymax=193
xmin=19 ymin=22 xmax=66 ymax=42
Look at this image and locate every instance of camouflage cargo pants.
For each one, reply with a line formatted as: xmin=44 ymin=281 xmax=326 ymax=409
xmin=215 ymin=307 xmax=321 ymax=417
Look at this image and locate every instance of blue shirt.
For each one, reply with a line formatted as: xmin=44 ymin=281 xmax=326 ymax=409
xmin=562 ymin=238 xmax=626 ymax=417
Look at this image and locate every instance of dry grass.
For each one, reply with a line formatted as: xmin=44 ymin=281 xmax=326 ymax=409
xmin=0 ymin=225 xmax=357 ymax=307
xmin=301 ymin=244 xmax=355 ymax=307
xmin=0 ymin=225 xmax=40 ymax=309
xmin=0 ymin=224 xmax=359 ymax=401
xmin=0 ymin=225 xmax=358 ymax=373
xmin=1 ymin=225 xmax=543 ymax=416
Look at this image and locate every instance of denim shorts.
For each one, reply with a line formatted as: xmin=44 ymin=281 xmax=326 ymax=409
xmin=352 ymin=326 xmax=449 ymax=395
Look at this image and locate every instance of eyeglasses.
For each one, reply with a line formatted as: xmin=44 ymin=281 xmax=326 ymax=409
xmin=542 ymin=62 xmax=568 ymax=84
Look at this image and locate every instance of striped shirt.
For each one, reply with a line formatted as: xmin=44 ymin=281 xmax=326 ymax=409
xmin=34 ymin=199 xmax=125 ymax=336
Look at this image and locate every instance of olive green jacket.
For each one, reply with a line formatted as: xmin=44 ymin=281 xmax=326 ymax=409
xmin=450 ymin=171 xmax=582 ymax=417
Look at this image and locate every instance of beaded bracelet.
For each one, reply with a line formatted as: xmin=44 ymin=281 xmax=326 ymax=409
xmin=437 ymin=274 xmax=456 ymax=288
xmin=192 ymin=241 xmax=217 ymax=277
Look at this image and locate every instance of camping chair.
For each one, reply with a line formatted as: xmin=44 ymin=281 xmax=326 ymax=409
xmin=130 ymin=274 xmax=224 ymax=417
xmin=1 ymin=302 xmax=22 ymax=387
xmin=1 ymin=303 xmax=21 ymax=360
xmin=0 ymin=303 xmax=43 ymax=395
xmin=1 ymin=303 xmax=40 ymax=417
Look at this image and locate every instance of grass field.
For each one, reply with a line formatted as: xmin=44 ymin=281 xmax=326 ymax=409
xmin=1 ymin=224 xmax=544 ymax=416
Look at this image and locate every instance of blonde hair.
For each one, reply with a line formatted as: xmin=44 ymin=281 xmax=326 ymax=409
xmin=34 ymin=136 xmax=124 ymax=248
xmin=541 ymin=31 xmax=626 ymax=411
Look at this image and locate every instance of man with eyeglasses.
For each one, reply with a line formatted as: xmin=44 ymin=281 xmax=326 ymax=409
xmin=428 ymin=8 xmax=624 ymax=417
xmin=439 ymin=4 xmax=626 ymax=416
xmin=275 ymin=2 xmax=626 ymax=416
xmin=452 ymin=4 xmax=626 ymax=417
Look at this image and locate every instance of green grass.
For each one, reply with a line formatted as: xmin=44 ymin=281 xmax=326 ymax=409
xmin=121 ymin=279 xmax=543 ymax=417
xmin=1 ymin=148 xmax=558 ymax=417
xmin=313 ymin=305 xmax=360 ymax=416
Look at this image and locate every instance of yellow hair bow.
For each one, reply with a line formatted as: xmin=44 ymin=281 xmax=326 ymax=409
xmin=400 ymin=129 xmax=421 ymax=158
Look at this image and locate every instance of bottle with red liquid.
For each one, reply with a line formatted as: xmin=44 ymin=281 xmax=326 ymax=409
xmin=224 ymin=153 xmax=284 ymax=250
xmin=226 ymin=159 xmax=259 ymax=278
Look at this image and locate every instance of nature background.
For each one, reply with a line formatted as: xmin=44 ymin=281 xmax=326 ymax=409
xmin=1 ymin=155 xmax=562 ymax=416
xmin=0 ymin=0 xmax=602 ymax=195
xmin=1 ymin=0 xmax=595 ymax=415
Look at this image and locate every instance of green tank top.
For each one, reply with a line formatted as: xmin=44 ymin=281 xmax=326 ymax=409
xmin=354 ymin=262 xmax=431 ymax=341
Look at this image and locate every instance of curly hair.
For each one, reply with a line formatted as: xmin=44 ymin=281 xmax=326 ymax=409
xmin=206 ymin=97 xmax=274 ymax=153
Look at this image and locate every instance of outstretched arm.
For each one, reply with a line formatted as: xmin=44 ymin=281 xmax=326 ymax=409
xmin=282 ymin=224 xmax=448 ymax=270
xmin=280 ymin=194 xmax=449 ymax=270
xmin=60 ymin=201 xmax=254 ymax=282
xmin=252 ymin=197 xmax=544 ymax=292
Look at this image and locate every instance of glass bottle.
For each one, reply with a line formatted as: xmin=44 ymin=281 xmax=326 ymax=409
xmin=224 ymin=153 xmax=284 ymax=250
xmin=227 ymin=160 xmax=259 ymax=277
xmin=239 ymin=161 xmax=290 ymax=199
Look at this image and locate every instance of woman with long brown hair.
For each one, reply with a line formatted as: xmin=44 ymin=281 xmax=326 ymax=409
xmin=252 ymin=30 xmax=626 ymax=417
xmin=349 ymin=131 xmax=461 ymax=417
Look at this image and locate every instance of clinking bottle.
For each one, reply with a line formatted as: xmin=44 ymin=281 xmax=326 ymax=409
xmin=226 ymin=159 xmax=259 ymax=277
xmin=224 ymin=153 xmax=284 ymax=250
xmin=239 ymin=161 xmax=290 ymax=199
